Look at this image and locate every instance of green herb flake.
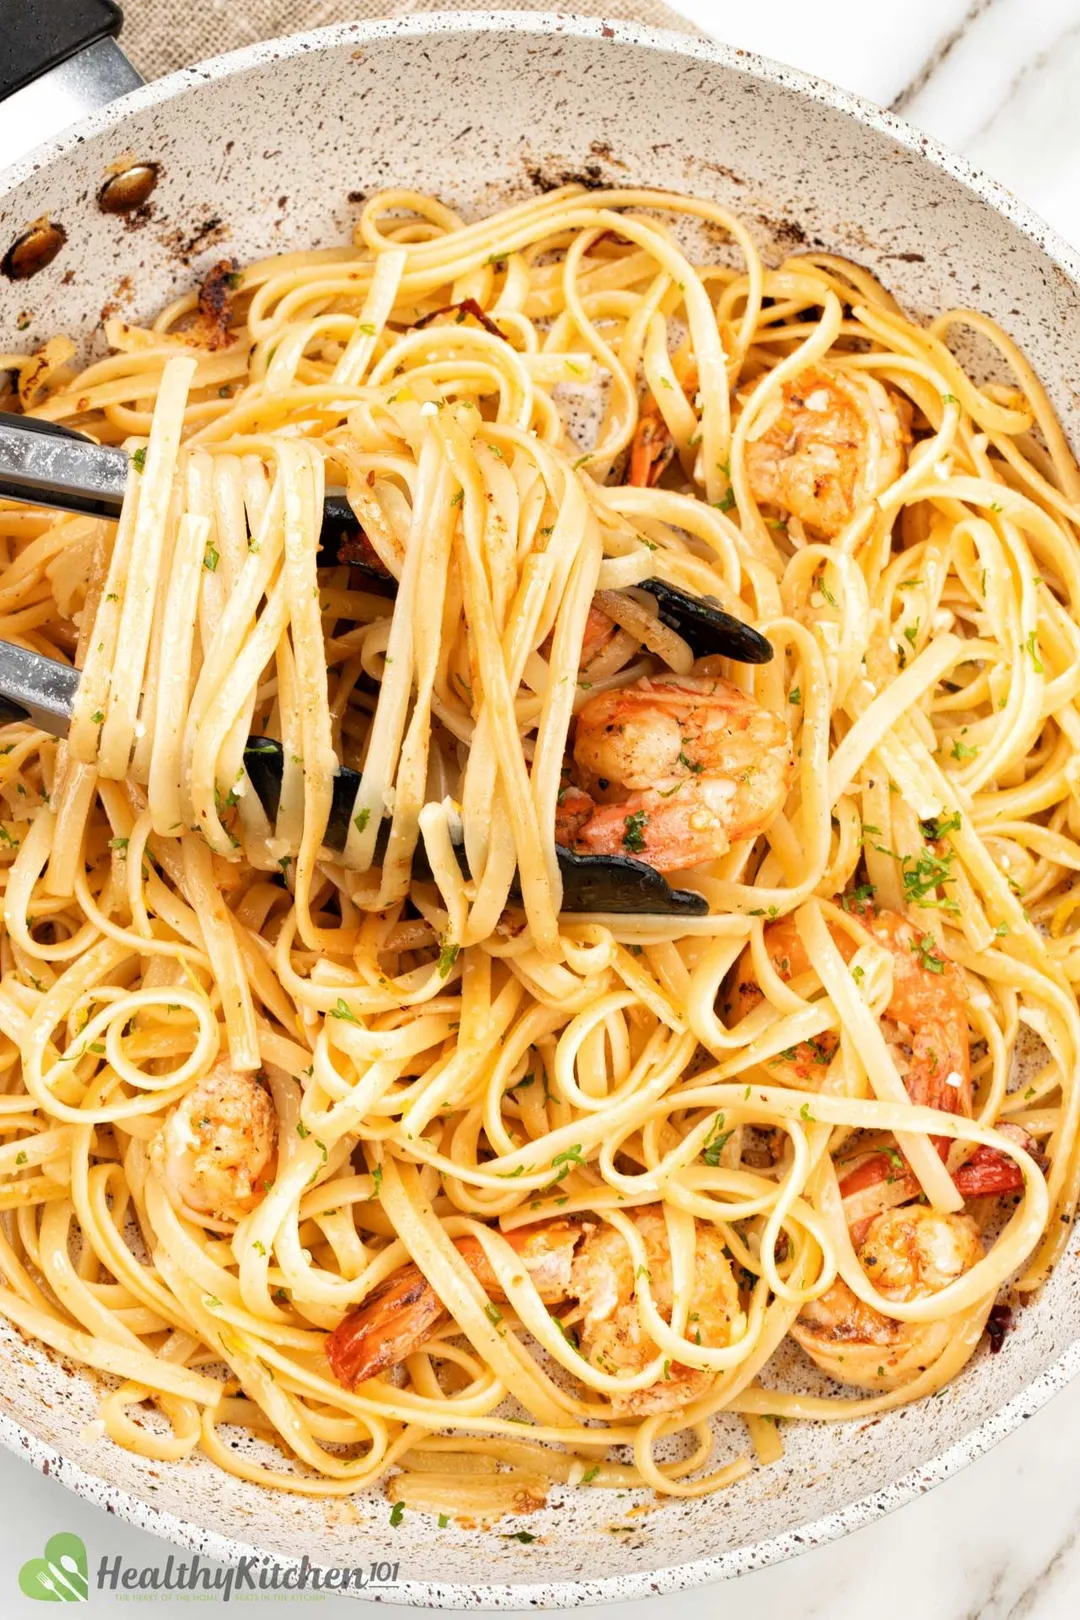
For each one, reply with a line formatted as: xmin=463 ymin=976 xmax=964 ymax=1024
xmin=622 ymin=810 xmax=648 ymax=854
xmin=702 ymin=1112 xmax=733 ymax=1166
xmin=912 ymin=934 xmax=946 ymax=974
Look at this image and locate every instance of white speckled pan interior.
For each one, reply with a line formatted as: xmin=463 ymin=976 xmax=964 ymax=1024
xmin=1 ymin=12 xmax=1080 ymax=1606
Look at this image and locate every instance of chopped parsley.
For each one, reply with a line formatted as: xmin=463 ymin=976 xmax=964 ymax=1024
xmin=921 ymin=811 xmax=961 ymax=841
xmin=901 ymin=848 xmax=959 ymax=911
xmin=389 ymin=1502 xmax=405 ymax=1527
xmin=702 ymin=1112 xmax=733 ymax=1166
xmin=131 ymin=447 xmax=146 ymax=472
xmin=622 ymin=810 xmax=648 ymax=853
xmin=912 ymin=934 xmax=946 ymax=973
xmin=353 ymin=807 xmax=370 ymax=834
xmin=437 ymin=939 xmax=460 ymax=978
xmin=329 ymin=997 xmax=360 ymax=1023
xmin=203 ymin=541 xmax=219 ymax=573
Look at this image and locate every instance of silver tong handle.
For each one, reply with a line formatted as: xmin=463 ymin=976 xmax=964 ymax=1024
xmin=0 ymin=414 xmax=128 ymax=520
xmin=0 ymin=643 xmax=78 ymax=738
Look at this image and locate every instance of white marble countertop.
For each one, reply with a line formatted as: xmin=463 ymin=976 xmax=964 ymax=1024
xmin=3 ymin=1 xmax=1080 ymax=1614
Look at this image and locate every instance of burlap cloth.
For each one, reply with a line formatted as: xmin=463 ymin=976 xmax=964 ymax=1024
xmin=121 ymin=0 xmax=699 ymax=83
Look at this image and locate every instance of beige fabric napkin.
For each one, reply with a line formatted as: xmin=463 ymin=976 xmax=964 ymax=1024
xmin=120 ymin=0 xmax=699 ymax=84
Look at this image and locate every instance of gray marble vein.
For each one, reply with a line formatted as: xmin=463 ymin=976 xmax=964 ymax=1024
xmin=890 ymin=0 xmax=999 ymax=112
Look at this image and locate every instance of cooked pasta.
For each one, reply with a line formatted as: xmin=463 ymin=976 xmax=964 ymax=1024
xmin=0 ymin=182 xmax=1075 ymax=1513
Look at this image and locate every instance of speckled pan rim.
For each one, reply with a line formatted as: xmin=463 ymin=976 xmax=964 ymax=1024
xmin=2 ymin=11 xmax=1080 ymax=1607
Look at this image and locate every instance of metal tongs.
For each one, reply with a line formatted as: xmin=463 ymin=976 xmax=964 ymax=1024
xmin=0 ymin=414 xmax=775 ymax=915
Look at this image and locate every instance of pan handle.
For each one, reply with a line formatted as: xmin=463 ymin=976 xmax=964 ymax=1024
xmin=0 ymin=0 xmax=143 ymax=167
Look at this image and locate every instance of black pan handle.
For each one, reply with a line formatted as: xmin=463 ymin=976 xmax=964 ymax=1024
xmin=0 ymin=0 xmax=124 ymax=102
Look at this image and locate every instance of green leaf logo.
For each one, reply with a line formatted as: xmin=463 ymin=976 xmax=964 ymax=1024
xmin=18 ymin=1533 xmax=88 ymax=1602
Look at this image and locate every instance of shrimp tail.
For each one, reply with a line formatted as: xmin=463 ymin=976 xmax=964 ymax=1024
xmin=840 ymin=1122 xmax=1038 ymax=1245
xmin=325 ymin=1264 xmax=447 ymax=1388
xmin=628 ymin=405 xmax=676 ymax=488
xmin=326 ymin=1221 xmax=583 ymax=1389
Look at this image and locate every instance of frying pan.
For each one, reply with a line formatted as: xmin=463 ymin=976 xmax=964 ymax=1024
xmin=1 ymin=4 xmax=1079 ymax=1605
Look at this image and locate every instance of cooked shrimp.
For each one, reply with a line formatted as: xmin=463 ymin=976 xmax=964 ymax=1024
xmin=728 ymin=902 xmax=972 ymax=1118
xmin=628 ymin=363 xmax=697 ymax=489
xmin=325 ymin=1220 xmax=582 ymax=1388
xmin=562 ymin=1207 xmax=742 ymax=1416
xmin=729 ymin=901 xmax=1027 ymax=1234
xmin=629 ymin=407 xmax=681 ymax=488
xmin=541 ymin=602 xmax=620 ymax=673
xmin=554 ymin=782 xmax=598 ymax=848
xmin=791 ymin=1205 xmax=982 ymax=1391
xmin=562 ymin=674 xmax=793 ymax=873
xmin=326 ymin=1209 xmax=742 ymax=1417
xmin=838 ymin=1124 xmax=1032 ymax=1243
xmin=744 ymin=366 xmax=910 ymax=538
xmin=151 ymin=1062 xmax=278 ymax=1224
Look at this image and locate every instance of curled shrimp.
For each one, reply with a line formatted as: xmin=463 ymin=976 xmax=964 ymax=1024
xmin=326 ymin=1209 xmax=742 ymax=1417
xmin=325 ymin=1219 xmax=582 ymax=1388
xmin=744 ymin=366 xmax=911 ymax=538
xmin=791 ymin=1205 xmax=983 ymax=1391
xmin=563 ymin=1207 xmax=742 ymax=1415
xmin=150 ymin=1063 xmax=278 ymax=1224
xmin=728 ymin=901 xmax=1028 ymax=1235
xmin=729 ymin=902 xmax=972 ymax=1117
xmin=557 ymin=673 xmax=793 ymax=874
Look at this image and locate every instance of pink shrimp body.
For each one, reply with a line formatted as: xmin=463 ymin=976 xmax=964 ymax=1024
xmin=564 ymin=674 xmax=793 ymax=874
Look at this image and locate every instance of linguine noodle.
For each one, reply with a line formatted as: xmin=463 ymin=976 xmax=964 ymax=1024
xmin=0 ymin=183 xmax=1075 ymax=1513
